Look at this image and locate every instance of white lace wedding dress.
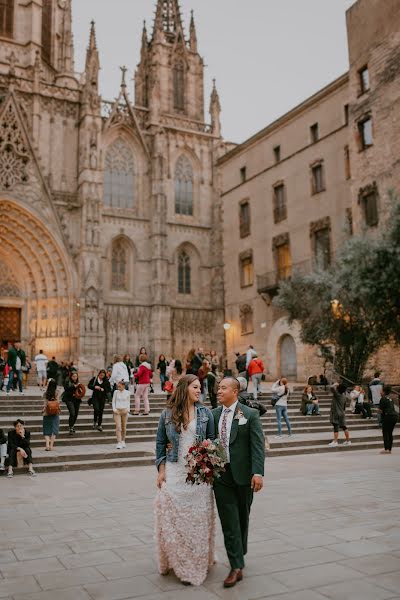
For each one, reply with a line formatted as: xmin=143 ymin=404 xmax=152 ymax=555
xmin=155 ymin=418 xmax=215 ymax=585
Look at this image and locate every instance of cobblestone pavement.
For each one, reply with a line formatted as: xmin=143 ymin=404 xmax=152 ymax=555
xmin=1 ymin=451 xmax=400 ymax=600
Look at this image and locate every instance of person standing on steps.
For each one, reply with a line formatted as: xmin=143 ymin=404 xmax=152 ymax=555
xmin=157 ymin=355 xmax=169 ymax=391
xmin=134 ymin=354 xmax=152 ymax=415
xmin=112 ymin=380 xmax=130 ymax=450
xmin=328 ymin=383 xmax=351 ymax=447
xmin=379 ymin=385 xmax=398 ymax=454
xmin=272 ymin=377 xmax=292 ymax=439
xmin=63 ymin=371 xmax=82 ymax=435
xmin=42 ymin=378 xmax=60 ymax=451
xmin=110 ymin=356 xmax=130 ymax=392
xmin=6 ymin=341 xmax=26 ymax=395
xmin=247 ymin=353 xmax=264 ymax=400
xmin=88 ymin=369 xmax=111 ymax=432
xmin=35 ymin=350 xmax=48 ymax=389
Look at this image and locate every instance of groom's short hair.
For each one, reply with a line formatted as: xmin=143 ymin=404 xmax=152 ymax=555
xmin=221 ymin=377 xmax=240 ymax=393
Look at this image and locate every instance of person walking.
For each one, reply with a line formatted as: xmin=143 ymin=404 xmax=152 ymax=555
xmin=110 ymin=356 xmax=130 ymax=391
xmin=190 ymin=348 xmax=205 ymax=376
xmin=134 ymin=354 xmax=152 ymax=415
xmin=247 ymin=354 xmax=264 ymax=400
xmin=235 ymin=352 xmax=247 ymax=380
xmin=42 ymin=379 xmax=60 ymax=451
xmin=88 ymin=369 xmax=111 ymax=431
xmin=112 ymin=380 xmax=130 ymax=449
xmin=157 ymin=355 xmax=169 ymax=391
xmin=212 ymin=377 xmax=265 ymax=588
xmin=6 ymin=341 xmax=26 ymax=395
xmin=63 ymin=371 xmax=82 ymax=435
xmin=369 ymin=372 xmax=384 ymax=427
xmin=379 ymin=385 xmax=398 ymax=454
xmin=272 ymin=378 xmax=292 ymax=438
xmin=35 ymin=350 xmax=48 ymax=389
xmin=328 ymin=383 xmax=351 ymax=447
xmin=46 ymin=357 xmax=59 ymax=381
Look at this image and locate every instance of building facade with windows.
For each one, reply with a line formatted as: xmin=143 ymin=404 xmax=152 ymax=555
xmin=0 ymin=0 xmax=226 ymax=366
xmin=219 ymin=0 xmax=400 ymax=380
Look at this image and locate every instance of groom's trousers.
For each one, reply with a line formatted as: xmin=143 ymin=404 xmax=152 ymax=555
xmin=214 ymin=465 xmax=254 ymax=570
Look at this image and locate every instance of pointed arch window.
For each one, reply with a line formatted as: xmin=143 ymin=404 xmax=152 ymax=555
xmin=0 ymin=0 xmax=13 ymax=38
xmin=173 ymin=59 xmax=185 ymax=112
xmin=41 ymin=0 xmax=52 ymax=63
xmin=178 ymin=251 xmax=191 ymax=295
xmin=175 ymin=155 xmax=193 ymax=216
xmin=104 ymin=138 xmax=135 ymax=209
xmin=111 ymin=238 xmax=128 ymax=291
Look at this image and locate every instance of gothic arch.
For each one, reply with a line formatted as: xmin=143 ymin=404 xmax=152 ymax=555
xmin=172 ymin=241 xmax=202 ymax=301
xmin=0 ymin=199 xmax=75 ymax=356
xmin=107 ymin=235 xmax=136 ymax=295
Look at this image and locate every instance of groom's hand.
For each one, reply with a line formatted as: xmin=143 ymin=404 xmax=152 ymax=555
xmin=251 ymin=475 xmax=263 ymax=492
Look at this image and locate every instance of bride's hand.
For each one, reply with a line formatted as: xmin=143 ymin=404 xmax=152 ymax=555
xmin=157 ymin=465 xmax=166 ymax=489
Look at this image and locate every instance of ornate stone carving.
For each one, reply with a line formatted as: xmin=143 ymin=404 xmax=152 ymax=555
xmin=309 ymin=216 xmax=331 ymax=236
xmin=272 ymin=232 xmax=289 ymax=248
xmin=0 ymin=100 xmax=30 ymax=189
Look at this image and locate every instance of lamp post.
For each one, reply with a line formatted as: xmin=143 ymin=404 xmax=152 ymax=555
xmin=223 ymin=322 xmax=232 ymax=376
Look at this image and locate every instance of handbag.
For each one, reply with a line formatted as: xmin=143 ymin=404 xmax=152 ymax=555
xmin=164 ymin=380 xmax=174 ymax=394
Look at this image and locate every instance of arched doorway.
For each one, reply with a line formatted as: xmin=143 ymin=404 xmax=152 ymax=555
xmin=0 ymin=199 xmax=76 ymax=359
xmin=279 ymin=334 xmax=297 ymax=380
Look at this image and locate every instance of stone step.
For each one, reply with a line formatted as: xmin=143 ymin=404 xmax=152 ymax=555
xmin=268 ymin=439 xmax=387 ymax=456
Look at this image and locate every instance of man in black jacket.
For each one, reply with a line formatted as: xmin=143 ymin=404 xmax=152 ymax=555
xmin=6 ymin=341 xmax=26 ymax=395
xmin=7 ymin=419 xmax=36 ymax=477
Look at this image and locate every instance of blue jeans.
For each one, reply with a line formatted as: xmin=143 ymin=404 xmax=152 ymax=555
xmin=7 ymin=369 xmax=23 ymax=392
xmin=275 ymin=405 xmax=291 ymax=435
xmin=306 ymin=403 xmax=320 ymax=415
xmin=251 ymin=374 xmax=262 ymax=400
xmin=160 ymin=373 xmax=167 ymax=391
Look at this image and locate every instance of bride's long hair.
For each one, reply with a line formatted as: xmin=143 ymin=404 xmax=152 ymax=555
xmin=167 ymin=374 xmax=199 ymax=432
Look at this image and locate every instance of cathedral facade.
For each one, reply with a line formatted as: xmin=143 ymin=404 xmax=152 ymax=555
xmin=0 ymin=0 xmax=226 ymax=367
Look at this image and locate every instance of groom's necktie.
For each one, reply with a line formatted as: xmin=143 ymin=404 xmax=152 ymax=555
xmin=220 ymin=408 xmax=231 ymax=455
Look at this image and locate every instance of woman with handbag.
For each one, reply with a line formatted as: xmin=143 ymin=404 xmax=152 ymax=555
xmin=63 ymin=372 xmax=85 ymax=435
xmin=42 ymin=379 xmax=60 ymax=451
xmin=88 ymin=370 xmax=111 ymax=432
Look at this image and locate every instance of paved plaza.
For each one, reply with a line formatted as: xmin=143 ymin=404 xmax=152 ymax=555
xmin=1 ymin=451 xmax=400 ymax=600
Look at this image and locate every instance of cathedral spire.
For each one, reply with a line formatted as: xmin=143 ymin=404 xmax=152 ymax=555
xmin=59 ymin=0 xmax=75 ymax=73
xmin=83 ymin=20 xmax=100 ymax=112
xmin=189 ymin=10 xmax=197 ymax=52
xmin=141 ymin=20 xmax=148 ymax=58
xmin=210 ymin=79 xmax=222 ymax=137
xmin=152 ymin=0 xmax=185 ymax=43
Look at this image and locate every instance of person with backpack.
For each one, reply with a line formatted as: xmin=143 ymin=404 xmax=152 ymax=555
xmin=379 ymin=385 xmax=398 ymax=454
xmin=42 ymin=379 xmax=60 ymax=451
xmin=271 ymin=377 xmax=292 ymax=439
xmin=247 ymin=354 xmax=264 ymax=400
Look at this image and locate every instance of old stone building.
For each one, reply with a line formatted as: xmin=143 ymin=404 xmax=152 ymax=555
xmin=0 ymin=0 xmax=226 ymax=367
xmin=219 ymin=0 xmax=400 ymax=380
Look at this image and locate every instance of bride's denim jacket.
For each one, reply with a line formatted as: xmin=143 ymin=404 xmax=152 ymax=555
xmin=156 ymin=403 xmax=215 ymax=469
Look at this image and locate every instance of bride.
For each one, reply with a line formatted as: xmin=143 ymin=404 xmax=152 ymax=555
xmin=155 ymin=374 xmax=215 ymax=585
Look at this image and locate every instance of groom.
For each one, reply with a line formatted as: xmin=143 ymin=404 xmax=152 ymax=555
xmin=213 ymin=377 xmax=265 ymax=588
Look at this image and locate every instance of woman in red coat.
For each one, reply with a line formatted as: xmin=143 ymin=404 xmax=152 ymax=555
xmin=134 ymin=354 xmax=153 ymax=415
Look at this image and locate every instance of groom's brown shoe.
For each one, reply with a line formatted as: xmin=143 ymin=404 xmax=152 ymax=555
xmin=223 ymin=569 xmax=243 ymax=588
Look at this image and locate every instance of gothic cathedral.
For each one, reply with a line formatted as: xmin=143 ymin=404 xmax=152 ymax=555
xmin=0 ymin=0 xmax=226 ymax=367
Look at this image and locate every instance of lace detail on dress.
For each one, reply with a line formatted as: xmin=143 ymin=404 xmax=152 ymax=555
xmin=155 ymin=419 xmax=215 ymax=585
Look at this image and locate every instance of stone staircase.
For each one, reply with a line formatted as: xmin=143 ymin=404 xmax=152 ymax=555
xmin=0 ymin=387 xmax=393 ymax=473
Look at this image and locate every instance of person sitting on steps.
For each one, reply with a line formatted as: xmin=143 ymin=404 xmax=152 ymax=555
xmin=7 ymin=419 xmax=36 ymax=478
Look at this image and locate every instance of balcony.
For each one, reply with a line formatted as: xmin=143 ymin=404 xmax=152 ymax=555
xmin=257 ymin=260 xmax=312 ymax=297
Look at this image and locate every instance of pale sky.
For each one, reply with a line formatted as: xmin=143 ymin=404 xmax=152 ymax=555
xmin=72 ymin=0 xmax=355 ymax=143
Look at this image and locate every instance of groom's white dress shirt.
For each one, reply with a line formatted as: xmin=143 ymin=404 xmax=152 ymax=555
xmin=218 ymin=401 xmax=238 ymax=462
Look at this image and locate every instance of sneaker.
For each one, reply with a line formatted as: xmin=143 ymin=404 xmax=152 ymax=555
xmin=343 ymin=440 xmax=352 ymax=446
xmin=28 ymin=470 xmax=37 ymax=477
xmin=116 ymin=442 xmax=123 ymax=450
xmin=7 ymin=471 xmax=13 ymax=478
xmin=0 ymin=464 xmax=5 ymax=471
xmin=97 ymin=426 xmax=103 ymax=432
xmin=121 ymin=441 xmax=126 ymax=449
xmin=19 ymin=392 xmax=24 ymax=395
xmin=92 ymin=424 xmax=97 ymax=430
xmin=69 ymin=428 xmax=74 ymax=435
xmin=328 ymin=440 xmax=338 ymax=447
xmin=274 ymin=435 xmax=283 ymax=439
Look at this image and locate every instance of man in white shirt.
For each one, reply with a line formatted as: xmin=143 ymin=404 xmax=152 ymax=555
xmin=35 ymin=350 xmax=48 ymax=388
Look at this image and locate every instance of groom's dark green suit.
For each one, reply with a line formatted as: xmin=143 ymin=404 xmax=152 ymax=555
xmin=212 ymin=402 xmax=265 ymax=570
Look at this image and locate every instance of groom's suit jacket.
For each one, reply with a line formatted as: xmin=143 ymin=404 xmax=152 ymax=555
xmin=212 ymin=402 xmax=265 ymax=486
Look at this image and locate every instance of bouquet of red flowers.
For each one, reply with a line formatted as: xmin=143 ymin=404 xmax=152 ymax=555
xmin=185 ymin=438 xmax=227 ymax=485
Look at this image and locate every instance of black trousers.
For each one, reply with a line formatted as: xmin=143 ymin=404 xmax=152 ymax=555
xmin=65 ymin=399 xmax=81 ymax=429
xmin=382 ymin=415 xmax=397 ymax=451
xmin=9 ymin=446 xmax=32 ymax=467
xmin=214 ymin=466 xmax=253 ymax=570
xmin=92 ymin=397 xmax=106 ymax=426
xmin=355 ymin=403 xmax=372 ymax=418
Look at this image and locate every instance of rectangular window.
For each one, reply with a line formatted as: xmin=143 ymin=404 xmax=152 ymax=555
xmin=240 ymin=305 xmax=254 ymax=335
xmin=358 ymin=116 xmax=373 ymax=149
xmin=310 ymin=123 xmax=319 ymax=144
xmin=362 ymin=192 xmax=379 ymax=227
xmin=344 ymin=145 xmax=351 ymax=180
xmin=239 ymin=252 xmax=253 ymax=287
xmin=344 ymin=104 xmax=349 ymax=125
xmin=0 ymin=0 xmax=13 ymax=38
xmin=240 ymin=166 xmax=247 ymax=183
xmin=276 ymin=243 xmax=291 ymax=281
xmin=273 ymin=145 xmax=281 ymax=163
xmin=311 ymin=163 xmax=325 ymax=194
xmin=359 ymin=66 xmax=370 ymax=94
xmin=41 ymin=0 xmax=52 ymax=63
xmin=314 ymin=228 xmax=331 ymax=270
xmin=239 ymin=201 xmax=250 ymax=238
xmin=273 ymin=183 xmax=287 ymax=223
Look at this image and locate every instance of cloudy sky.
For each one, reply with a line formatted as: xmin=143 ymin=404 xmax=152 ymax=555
xmin=72 ymin=0 xmax=355 ymax=143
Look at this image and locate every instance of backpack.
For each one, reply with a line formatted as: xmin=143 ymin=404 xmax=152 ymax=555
xmin=46 ymin=399 xmax=60 ymax=416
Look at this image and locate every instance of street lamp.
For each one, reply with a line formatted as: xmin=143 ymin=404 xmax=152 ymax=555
xmin=223 ymin=322 xmax=231 ymax=331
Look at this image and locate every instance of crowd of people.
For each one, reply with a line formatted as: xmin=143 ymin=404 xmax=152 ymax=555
xmin=0 ymin=339 xmax=398 ymax=478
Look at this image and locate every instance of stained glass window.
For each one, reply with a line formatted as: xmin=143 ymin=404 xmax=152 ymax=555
xmin=111 ymin=239 xmax=128 ymax=291
xmin=175 ymin=155 xmax=193 ymax=215
xmin=178 ymin=251 xmax=191 ymax=294
xmin=173 ymin=59 xmax=185 ymax=111
xmin=104 ymin=139 xmax=135 ymax=209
